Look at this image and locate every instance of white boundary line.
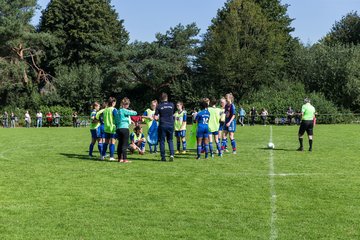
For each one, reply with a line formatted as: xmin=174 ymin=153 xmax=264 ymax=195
xmin=269 ymin=126 xmax=278 ymax=240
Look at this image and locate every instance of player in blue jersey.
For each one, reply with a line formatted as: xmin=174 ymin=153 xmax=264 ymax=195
xmin=222 ymin=93 xmax=237 ymax=154
xmin=195 ymin=100 xmax=211 ymax=159
xmin=218 ymin=97 xmax=226 ymax=146
xmin=89 ymin=102 xmax=103 ymax=157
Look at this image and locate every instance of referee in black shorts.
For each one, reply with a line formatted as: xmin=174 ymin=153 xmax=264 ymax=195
xmin=298 ymin=98 xmax=316 ymax=151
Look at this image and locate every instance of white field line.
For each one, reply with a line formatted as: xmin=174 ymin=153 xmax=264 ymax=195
xmin=269 ymin=126 xmax=277 ymax=240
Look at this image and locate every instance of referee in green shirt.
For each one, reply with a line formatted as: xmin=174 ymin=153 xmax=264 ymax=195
xmin=298 ymin=98 xmax=316 ymax=151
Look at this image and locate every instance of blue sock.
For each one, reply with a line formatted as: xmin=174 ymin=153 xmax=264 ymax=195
xmin=98 ymin=143 xmax=103 ymax=155
xmin=224 ymin=139 xmax=228 ymax=149
xmin=209 ymin=142 xmax=213 ymax=154
xmin=222 ymin=139 xmax=226 ymax=149
xmin=102 ymin=143 xmax=108 ymax=157
xmin=197 ymin=145 xmax=201 ymax=158
xmin=149 ymin=144 xmax=153 ymax=153
xmin=141 ymin=142 xmax=146 ymax=151
xmin=109 ymin=144 xmax=115 ymax=157
xmin=89 ymin=143 xmax=94 ymax=156
xmin=231 ymin=139 xmax=236 ymax=151
xmin=205 ymin=144 xmax=209 ymax=158
xmin=182 ymin=141 xmax=186 ymax=151
xmin=177 ymin=140 xmax=181 ymax=151
xmin=216 ymin=141 xmax=221 ymax=154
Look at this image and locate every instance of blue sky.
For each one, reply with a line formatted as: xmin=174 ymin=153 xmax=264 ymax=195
xmin=32 ymin=0 xmax=360 ymax=44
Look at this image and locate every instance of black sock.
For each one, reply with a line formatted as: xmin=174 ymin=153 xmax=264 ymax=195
xmin=309 ymin=139 xmax=313 ymax=149
xmin=299 ymin=138 xmax=303 ymax=148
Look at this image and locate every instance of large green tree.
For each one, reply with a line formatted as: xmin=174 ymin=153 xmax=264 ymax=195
xmin=323 ymin=11 xmax=360 ymax=46
xmin=198 ymin=0 xmax=294 ymax=100
xmin=288 ymin=43 xmax=360 ymax=112
xmin=0 ymin=0 xmax=54 ymax=108
xmin=39 ymin=0 xmax=129 ymax=67
xmin=97 ymin=23 xmax=200 ymax=110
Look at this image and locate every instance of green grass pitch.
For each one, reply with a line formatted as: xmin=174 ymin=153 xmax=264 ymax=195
xmin=0 ymin=125 xmax=359 ymax=239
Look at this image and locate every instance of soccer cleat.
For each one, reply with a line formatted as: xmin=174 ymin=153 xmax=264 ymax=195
xmin=119 ymin=159 xmax=124 ymax=163
xmin=123 ymin=160 xmax=131 ymax=163
xmin=100 ymin=156 xmax=105 ymax=161
xmin=169 ymin=155 xmax=174 ymax=162
xmin=196 ymin=156 xmax=201 ymax=160
xmin=175 ymin=150 xmax=180 ymax=154
xmin=219 ymin=153 xmax=223 ymax=158
xmin=211 ymin=153 xmax=214 ymax=158
xmin=139 ymin=151 xmax=144 ymax=155
xmin=181 ymin=150 xmax=187 ymax=154
xmin=297 ymin=147 xmax=304 ymax=151
xmin=161 ymin=158 xmax=166 ymax=162
xmin=232 ymin=151 xmax=237 ymax=155
xmin=224 ymin=149 xmax=229 ymax=153
xmin=109 ymin=157 xmax=116 ymax=161
xmin=309 ymin=148 xmax=312 ymax=152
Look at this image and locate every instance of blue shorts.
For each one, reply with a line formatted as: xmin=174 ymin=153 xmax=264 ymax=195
xmin=99 ymin=124 xmax=105 ymax=138
xmin=175 ymin=130 xmax=186 ymax=138
xmin=197 ymin=126 xmax=209 ymax=138
xmin=224 ymin=121 xmax=236 ymax=132
xmin=219 ymin=122 xmax=225 ymax=131
xmin=210 ymin=131 xmax=219 ymax=136
xmin=90 ymin=129 xmax=101 ymax=139
xmin=104 ymin=132 xmax=116 ymax=139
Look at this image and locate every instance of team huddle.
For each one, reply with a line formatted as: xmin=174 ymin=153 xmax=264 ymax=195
xmin=88 ymin=93 xmax=237 ymax=162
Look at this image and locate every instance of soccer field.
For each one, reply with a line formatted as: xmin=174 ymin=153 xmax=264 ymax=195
xmin=0 ymin=125 xmax=359 ymax=239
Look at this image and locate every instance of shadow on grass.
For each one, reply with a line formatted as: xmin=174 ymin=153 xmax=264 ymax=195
xmin=60 ymin=153 xmax=103 ymax=161
xmin=60 ymin=150 xmax=198 ymax=163
xmin=258 ymin=147 xmax=296 ymax=152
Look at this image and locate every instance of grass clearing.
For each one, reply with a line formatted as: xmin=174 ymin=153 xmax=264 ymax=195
xmin=0 ymin=125 xmax=359 ymax=239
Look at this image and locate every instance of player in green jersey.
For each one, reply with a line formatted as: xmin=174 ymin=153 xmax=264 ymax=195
xmin=298 ymin=98 xmax=316 ymax=151
xmin=101 ymin=97 xmax=118 ymax=161
xmin=208 ymin=98 xmax=223 ymax=157
xmin=129 ymin=126 xmax=146 ymax=155
xmin=89 ymin=102 xmax=102 ymax=157
xmin=142 ymin=100 xmax=158 ymax=153
xmin=174 ymin=101 xmax=187 ymax=154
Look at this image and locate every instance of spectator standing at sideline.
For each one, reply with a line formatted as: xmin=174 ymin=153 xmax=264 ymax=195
xmin=24 ymin=111 xmax=31 ymax=128
xmin=72 ymin=112 xmax=78 ymax=128
xmin=154 ymin=93 xmax=175 ymax=162
xmin=250 ymin=107 xmax=257 ymax=126
xmin=287 ymin=107 xmax=294 ymax=125
xmin=36 ymin=111 xmax=43 ymax=128
xmin=46 ymin=112 xmax=53 ymax=127
xmin=295 ymin=109 xmax=301 ymax=125
xmin=2 ymin=111 xmax=9 ymax=128
xmin=54 ymin=112 xmax=60 ymax=127
xmin=10 ymin=112 xmax=16 ymax=128
xmin=238 ymin=107 xmax=246 ymax=126
xmin=260 ymin=108 xmax=268 ymax=126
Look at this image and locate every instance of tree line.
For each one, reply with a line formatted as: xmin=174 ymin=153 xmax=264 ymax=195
xmin=1 ymin=0 xmax=360 ymax=122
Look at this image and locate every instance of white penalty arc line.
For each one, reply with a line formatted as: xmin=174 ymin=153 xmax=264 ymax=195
xmin=269 ymin=126 xmax=278 ymax=240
